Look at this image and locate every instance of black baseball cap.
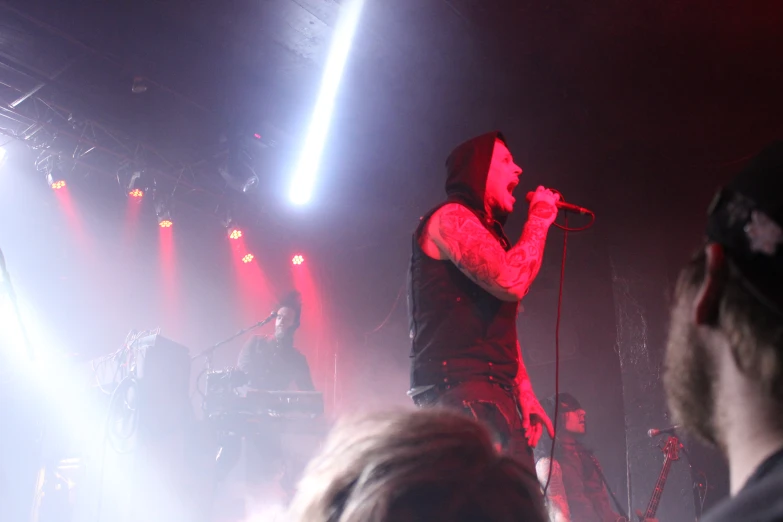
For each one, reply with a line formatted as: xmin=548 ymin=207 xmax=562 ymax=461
xmin=706 ymin=141 xmax=783 ymax=315
xmin=542 ymin=393 xmax=583 ymax=421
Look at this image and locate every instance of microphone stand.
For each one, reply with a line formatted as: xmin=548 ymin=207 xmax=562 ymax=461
xmin=192 ymin=313 xmax=277 ymax=371
xmin=678 ymin=442 xmax=708 ymax=521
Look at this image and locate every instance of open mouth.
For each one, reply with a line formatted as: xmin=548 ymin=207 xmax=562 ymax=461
xmin=507 ymin=182 xmax=518 ymax=195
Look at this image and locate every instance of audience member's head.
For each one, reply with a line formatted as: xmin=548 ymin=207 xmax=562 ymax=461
xmin=665 ymin=141 xmax=783 ymax=452
xmin=288 ymin=408 xmax=546 ymax=522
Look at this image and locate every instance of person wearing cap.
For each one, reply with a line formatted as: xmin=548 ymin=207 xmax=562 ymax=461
xmin=534 ymin=393 xmax=644 ymax=522
xmin=664 ymin=141 xmax=783 ymax=522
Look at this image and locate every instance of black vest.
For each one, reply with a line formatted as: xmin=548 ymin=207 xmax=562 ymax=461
xmin=408 ymin=201 xmax=519 ymax=388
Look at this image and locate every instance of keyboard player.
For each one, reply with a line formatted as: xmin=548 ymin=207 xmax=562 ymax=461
xmin=237 ymin=292 xmax=315 ymax=392
xmin=220 ymin=292 xmax=315 ymax=499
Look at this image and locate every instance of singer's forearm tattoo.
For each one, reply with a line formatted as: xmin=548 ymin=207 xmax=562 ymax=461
xmin=536 ymin=458 xmax=571 ymax=522
xmin=431 ymin=203 xmax=552 ymax=301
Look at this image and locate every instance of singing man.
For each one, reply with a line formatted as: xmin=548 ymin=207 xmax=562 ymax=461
xmin=407 ymin=131 xmax=559 ymax=470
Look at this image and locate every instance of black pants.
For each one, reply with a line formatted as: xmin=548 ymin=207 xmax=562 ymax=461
xmin=413 ymin=380 xmax=535 ymax=472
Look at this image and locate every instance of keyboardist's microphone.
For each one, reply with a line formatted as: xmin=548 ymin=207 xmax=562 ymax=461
xmin=647 ymin=425 xmax=681 ymax=438
xmin=257 ymin=310 xmax=278 ymax=328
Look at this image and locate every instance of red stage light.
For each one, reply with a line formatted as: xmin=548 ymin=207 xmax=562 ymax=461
xmin=51 ymin=180 xmax=66 ymax=190
xmin=242 ymin=253 xmax=254 ymax=263
xmin=129 ymin=188 xmax=144 ymax=198
xmin=159 ymin=219 xmax=173 ymax=228
xmin=292 ymin=254 xmax=304 ymax=265
xmin=253 ymin=133 xmax=262 ymax=139
xmin=228 ymin=228 xmax=243 ymax=240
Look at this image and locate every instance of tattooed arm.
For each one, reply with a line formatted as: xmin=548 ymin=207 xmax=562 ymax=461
xmin=536 ymin=458 xmax=571 ymax=522
xmin=425 ymin=186 xmax=559 ymax=302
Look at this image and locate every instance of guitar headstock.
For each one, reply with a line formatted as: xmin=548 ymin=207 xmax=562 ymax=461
xmin=662 ymin=435 xmax=681 ymax=461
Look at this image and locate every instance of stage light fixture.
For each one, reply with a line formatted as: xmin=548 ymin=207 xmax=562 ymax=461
xmin=36 ymin=152 xmax=69 ymax=190
xmin=219 ymin=133 xmax=259 ymax=194
xmin=251 ymin=122 xmax=285 ymax=149
xmin=221 ymin=213 xmax=244 ymax=240
xmin=127 ymin=169 xmax=150 ymax=199
xmin=131 ymin=76 xmax=148 ymax=94
xmin=292 ymin=254 xmax=304 ymax=266
xmin=155 ymin=198 xmax=173 ymax=228
xmin=242 ymin=253 xmax=254 ymax=263
xmin=46 ymin=164 xmax=67 ymax=190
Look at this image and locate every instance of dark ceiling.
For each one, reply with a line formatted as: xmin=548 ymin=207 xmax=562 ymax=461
xmin=1 ymin=0 xmax=782 ymax=266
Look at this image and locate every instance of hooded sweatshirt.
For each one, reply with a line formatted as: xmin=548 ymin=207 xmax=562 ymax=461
xmin=408 ymin=132 xmax=519 ymax=389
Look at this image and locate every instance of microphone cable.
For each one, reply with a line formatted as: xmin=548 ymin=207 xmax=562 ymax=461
xmin=541 ymin=193 xmax=596 ymax=497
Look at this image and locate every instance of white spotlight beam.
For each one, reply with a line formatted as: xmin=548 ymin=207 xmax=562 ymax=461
xmin=288 ymin=0 xmax=365 ymax=205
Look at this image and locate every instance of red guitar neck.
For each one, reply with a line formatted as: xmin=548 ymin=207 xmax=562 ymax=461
xmin=643 ymin=436 xmax=680 ymax=519
xmin=644 ymin=457 xmax=672 ymax=518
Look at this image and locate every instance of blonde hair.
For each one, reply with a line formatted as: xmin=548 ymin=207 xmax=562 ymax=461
xmin=288 ymin=408 xmax=546 ymax=522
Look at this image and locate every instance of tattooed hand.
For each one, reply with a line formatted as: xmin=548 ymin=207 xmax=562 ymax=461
xmin=528 ymin=185 xmax=560 ymax=225
xmin=513 ymin=349 xmax=553 ymax=447
xmin=518 ymin=381 xmax=554 ymax=447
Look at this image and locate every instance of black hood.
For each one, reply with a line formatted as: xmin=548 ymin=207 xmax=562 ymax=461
xmin=445 ymin=131 xmax=508 ymax=225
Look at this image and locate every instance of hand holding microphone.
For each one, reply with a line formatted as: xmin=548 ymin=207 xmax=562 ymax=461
xmin=526 ymin=186 xmax=561 ymax=225
xmin=526 ymin=188 xmax=593 ymax=215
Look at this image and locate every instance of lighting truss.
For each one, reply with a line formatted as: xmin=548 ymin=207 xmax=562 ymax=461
xmin=0 ymin=76 xmax=243 ymax=219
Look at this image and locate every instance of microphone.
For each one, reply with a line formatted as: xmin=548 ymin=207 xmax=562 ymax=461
xmin=257 ymin=310 xmax=278 ymax=327
xmin=647 ymin=425 xmax=681 ymax=438
xmin=526 ymin=192 xmax=593 ymax=215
